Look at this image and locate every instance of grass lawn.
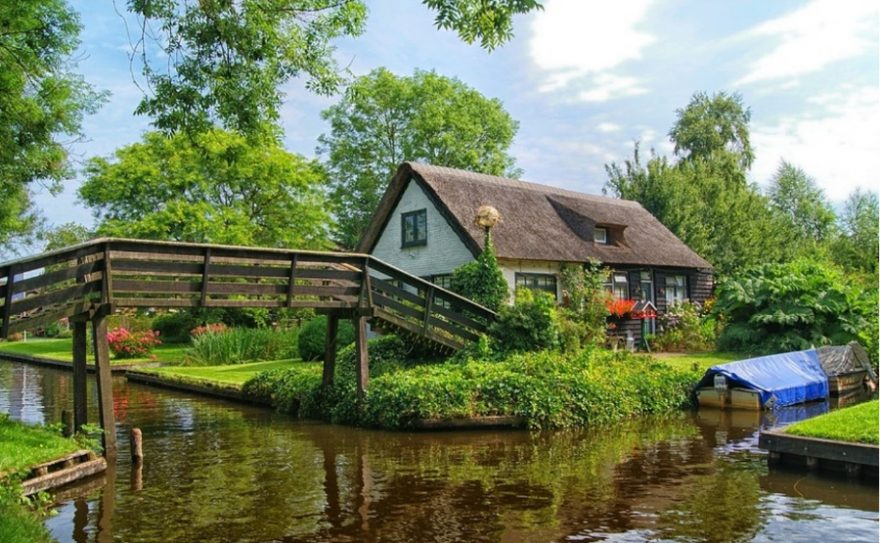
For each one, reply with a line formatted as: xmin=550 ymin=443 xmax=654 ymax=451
xmin=134 ymin=359 xmax=308 ymax=388
xmin=0 ymin=338 xmax=188 ymax=366
xmin=0 ymin=416 xmax=83 ymax=475
xmin=785 ymin=400 xmax=879 ymax=445
xmin=650 ymin=351 xmax=741 ymax=372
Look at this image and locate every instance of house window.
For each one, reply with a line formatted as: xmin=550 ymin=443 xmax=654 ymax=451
xmin=515 ymin=273 xmax=557 ymax=298
xmin=401 ymin=209 xmax=427 ymax=247
xmin=431 ymin=274 xmax=453 ymax=290
xmin=639 ymin=271 xmax=654 ymax=302
xmin=594 ymin=227 xmax=608 ymax=244
xmin=431 ymin=274 xmax=453 ymax=309
xmin=606 ymin=272 xmax=629 ymax=299
xmin=665 ymin=274 xmax=687 ymax=306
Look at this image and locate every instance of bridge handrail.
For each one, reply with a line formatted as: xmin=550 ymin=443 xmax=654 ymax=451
xmin=0 ymin=238 xmax=496 ymax=350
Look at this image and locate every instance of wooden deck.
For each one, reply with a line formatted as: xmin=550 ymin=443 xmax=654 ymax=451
xmin=759 ymin=429 xmax=879 ymax=479
xmin=0 ymin=238 xmax=496 ymax=457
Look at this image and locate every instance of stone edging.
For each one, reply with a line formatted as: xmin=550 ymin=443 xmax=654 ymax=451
xmin=0 ymin=351 xmax=135 ymax=373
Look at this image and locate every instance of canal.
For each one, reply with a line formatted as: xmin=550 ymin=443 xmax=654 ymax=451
xmin=1 ymin=361 xmax=876 ymax=543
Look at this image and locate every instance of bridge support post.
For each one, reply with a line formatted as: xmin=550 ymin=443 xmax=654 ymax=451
xmin=354 ymin=315 xmax=369 ymax=399
xmin=322 ymin=315 xmax=338 ymax=387
xmin=91 ymin=315 xmax=117 ymax=458
xmin=72 ymin=321 xmax=89 ymax=432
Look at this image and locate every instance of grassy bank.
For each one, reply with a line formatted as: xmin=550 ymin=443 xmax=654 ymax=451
xmin=134 ymin=359 xmax=303 ymax=388
xmin=0 ymin=338 xmax=188 ymax=366
xmin=243 ymin=336 xmax=701 ymax=430
xmin=785 ymin=400 xmax=879 ymax=445
xmin=0 ymin=415 xmax=83 ymax=475
xmin=0 ymin=416 xmax=84 ymax=543
xmin=650 ymin=351 xmax=741 ymax=372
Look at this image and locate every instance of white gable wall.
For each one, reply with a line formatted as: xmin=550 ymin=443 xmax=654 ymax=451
xmin=371 ymin=179 xmax=474 ymax=278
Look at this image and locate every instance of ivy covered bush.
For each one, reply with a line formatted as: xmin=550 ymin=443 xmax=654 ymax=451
xmin=650 ymin=301 xmax=717 ymax=352
xmin=713 ymin=259 xmax=875 ymax=356
xmin=558 ymin=262 xmax=610 ymax=351
xmin=490 ymin=288 xmax=560 ymax=352
xmin=450 ymin=231 xmax=508 ymax=311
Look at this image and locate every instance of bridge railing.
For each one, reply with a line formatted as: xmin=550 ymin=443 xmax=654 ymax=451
xmin=366 ymin=259 xmax=495 ymax=351
xmin=0 ymin=239 xmax=496 ymax=351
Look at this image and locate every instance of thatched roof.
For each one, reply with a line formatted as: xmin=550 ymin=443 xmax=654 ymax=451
xmin=358 ymin=162 xmax=713 ymax=270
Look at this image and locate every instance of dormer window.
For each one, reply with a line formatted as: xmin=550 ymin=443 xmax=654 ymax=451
xmin=594 ymin=227 xmax=608 ymax=244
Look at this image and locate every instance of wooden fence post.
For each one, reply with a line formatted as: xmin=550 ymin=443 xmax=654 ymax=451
xmin=92 ymin=316 xmax=117 ymax=458
xmin=322 ymin=315 xmax=338 ymax=387
xmin=354 ymin=315 xmax=369 ymax=399
xmin=72 ymin=320 xmax=89 ymax=432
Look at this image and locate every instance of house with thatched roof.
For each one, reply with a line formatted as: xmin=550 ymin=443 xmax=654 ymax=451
xmin=358 ymin=162 xmax=713 ymax=342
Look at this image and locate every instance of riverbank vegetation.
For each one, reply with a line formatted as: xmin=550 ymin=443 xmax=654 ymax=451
xmin=0 ymin=417 xmax=92 ymax=543
xmin=135 ymin=360 xmax=303 ymax=388
xmin=0 ymin=338 xmax=188 ymax=366
xmin=243 ymin=336 xmax=700 ymax=429
xmin=784 ymin=400 xmax=879 ymax=445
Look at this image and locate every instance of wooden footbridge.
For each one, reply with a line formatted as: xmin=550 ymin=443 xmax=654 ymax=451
xmin=0 ymin=238 xmax=495 ymax=457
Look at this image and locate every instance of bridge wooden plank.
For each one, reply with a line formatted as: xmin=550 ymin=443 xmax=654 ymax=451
xmin=371 ymin=277 xmax=426 ymax=307
xmin=11 ymin=260 xmax=103 ymax=294
xmin=9 ymin=280 xmax=102 ymax=315
xmin=373 ymin=308 xmax=464 ymax=351
xmin=430 ymin=302 xmax=489 ymax=334
xmin=367 ymin=258 xmax=496 ymax=320
xmin=112 ymin=259 xmax=363 ymax=282
xmin=427 ymin=315 xmax=480 ymax=343
xmin=372 ymin=292 xmax=424 ymax=322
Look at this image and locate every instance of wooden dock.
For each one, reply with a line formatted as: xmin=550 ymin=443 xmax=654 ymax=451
xmin=759 ymin=429 xmax=878 ymax=479
xmin=15 ymin=449 xmax=107 ymax=496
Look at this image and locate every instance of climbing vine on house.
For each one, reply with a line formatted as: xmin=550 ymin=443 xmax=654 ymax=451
xmin=450 ymin=231 xmax=508 ymax=311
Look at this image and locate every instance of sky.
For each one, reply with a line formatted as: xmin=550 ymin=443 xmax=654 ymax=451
xmin=36 ymin=0 xmax=880 ymax=234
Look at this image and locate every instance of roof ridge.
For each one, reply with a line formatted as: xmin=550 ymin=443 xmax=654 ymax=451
xmin=407 ymin=162 xmax=642 ymax=208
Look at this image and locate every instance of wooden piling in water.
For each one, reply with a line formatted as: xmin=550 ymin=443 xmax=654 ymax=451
xmin=130 ymin=428 xmax=143 ymax=463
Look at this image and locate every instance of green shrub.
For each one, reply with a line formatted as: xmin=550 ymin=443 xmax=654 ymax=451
xmin=297 ymin=316 xmax=355 ymax=361
xmin=151 ymin=312 xmax=199 ymax=344
xmin=244 ymin=336 xmax=699 ymax=430
xmin=714 ymin=259 xmax=874 ymax=355
xmin=559 ymin=261 xmax=610 ymax=350
xmin=0 ymin=484 xmax=55 ymax=543
xmin=186 ymin=327 xmax=297 ymax=365
xmin=450 ymin=231 xmax=508 ymax=311
xmin=652 ymin=301 xmax=716 ymax=352
xmin=490 ymin=288 xmax=560 ymax=352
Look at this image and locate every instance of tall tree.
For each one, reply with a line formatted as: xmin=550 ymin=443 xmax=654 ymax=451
xmin=79 ymin=130 xmax=331 ymax=249
xmin=606 ymin=92 xmax=785 ymax=276
xmin=319 ymin=68 xmax=520 ymax=248
xmin=126 ymin=1 xmax=540 ymax=136
xmin=669 ymin=91 xmax=754 ymax=170
xmin=833 ymin=188 xmax=879 ymax=276
xmin=766 ymin=161 xmax=836 ymax=245
xmin=0 ymin=1 xmax=105 ymax=247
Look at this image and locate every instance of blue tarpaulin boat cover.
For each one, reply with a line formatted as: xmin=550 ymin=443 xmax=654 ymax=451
xmin=696 ymin=350 xmax=829 ymax=408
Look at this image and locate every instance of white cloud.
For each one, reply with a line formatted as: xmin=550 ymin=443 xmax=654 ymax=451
xmin=751 ymin=85 xmax=879 ymax=200
xmin=735 ymin=0 xmax=877 ymax=85
xmin=578 ymin=74 xmax=648 ymax=102
xmin=530 ymin=0 xmax=655 ymax=98
xmin=597 ymin=122 xmax=621 ymax=133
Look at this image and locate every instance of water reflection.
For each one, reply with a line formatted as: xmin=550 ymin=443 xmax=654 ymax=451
xmin=0 ymin=362 xmax=876 ymax=543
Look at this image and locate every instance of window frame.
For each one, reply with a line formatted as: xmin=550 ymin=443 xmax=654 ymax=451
xmin=400 ymin=209 xmax=428 ymax=248
xmin=593 ymin=227 xmax=608 ymax=244
xmin=665 ymin=274 xmax=688 ymax=306
xmin=603 ymin=271 xmax=630 ymax=300
xmin=515 ymin=272 xmax=558 ymax=299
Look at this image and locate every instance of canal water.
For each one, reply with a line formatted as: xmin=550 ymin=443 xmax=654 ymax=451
xmin=1 ymin=361 xmax=876 ymax=543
